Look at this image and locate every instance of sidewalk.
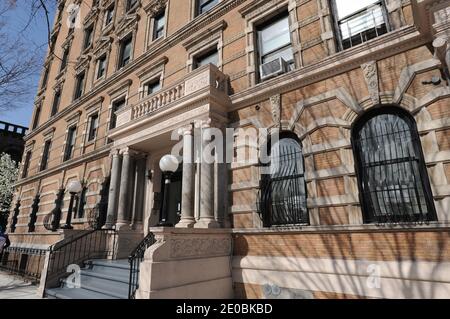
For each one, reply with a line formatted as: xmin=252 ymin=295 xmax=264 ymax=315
xmin=0 ymin=271 xmax=42 ymax=299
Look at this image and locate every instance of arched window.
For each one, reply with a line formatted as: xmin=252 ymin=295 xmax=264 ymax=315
xmin=352 ymin=107 xmax=437 ymax=223
xmin=259 ymin=132 xmax=308 ymax=227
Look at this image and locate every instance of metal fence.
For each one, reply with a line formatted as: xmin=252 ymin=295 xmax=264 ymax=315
xmin=0 ymin=246 xmax=47 ymax=283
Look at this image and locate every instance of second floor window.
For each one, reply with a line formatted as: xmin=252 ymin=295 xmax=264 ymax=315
xmin=87 ymin=113 xmax=99 ymax=142
xmin=96 ymin=55 xmax=107 ymax=79
xmin=332 ymin=0 xmax=389 ymax=50
xmin=41 ymin=67 xmax=49 ymax=89
xmin=196 ymin=0 xmax=219 ymax=16
xmin=40 ymin=140 xmax=51 ymax=171
xmin=104 ymin=5 xmax=115 ymax=27
xmin=145 ymin=79 xmax=161 ymax=96
xmin=32 ymin=105 xmax=41 ymax=130
xmin=22 ymin=151 xmax=32 ymax=178
xmin=193 ymin=47 xmax=218 ymax=69
xmin=74 ymin=72 xmax=85 ymax=100
xmin=110 ymin=98 xmax=125 ymax=130
xmin=127 ymin=0 xmax=138 ymax=12
xmin=60 ymin=46 xmax=70 ymax=72
xmin=153 ymin=11 xmax=165 ymax=40
xmin=257 ymin=13 xmax=293 ymax=74
xmin=83 ymin=25 xmax=94 ymax=50
xmin=51 ymin=90 xmax=61 ymax=117
xmin=64 ymin=126 xmax=77 ymax=161
xmin=118 ymin=36 xmax=133 ymax=68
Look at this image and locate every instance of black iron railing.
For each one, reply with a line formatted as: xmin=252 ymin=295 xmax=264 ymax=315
xmin=128 ymin=232 xmax=156 ymax=299
xmin=44 ymin=229 xmax=117 ymax=291
xmin=353 ymin=110 xmax=437 ymax=224
xmin=0 ymin=246 xmax=47 ymax=283
xmin=258 ymin=148 xmax=309 ymax=227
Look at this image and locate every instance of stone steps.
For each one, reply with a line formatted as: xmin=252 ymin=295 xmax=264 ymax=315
xmin=45 ymin=259 xmax=133 ymax=299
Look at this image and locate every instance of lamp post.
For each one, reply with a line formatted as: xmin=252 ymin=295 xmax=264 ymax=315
xmin=61 ymin=180 xmax=83 ymax=230
xmin=158 ymin=155 xmax=179 ymax=227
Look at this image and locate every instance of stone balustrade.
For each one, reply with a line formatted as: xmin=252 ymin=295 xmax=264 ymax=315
xmin=115 ymin=64 xmax=229 ymax=129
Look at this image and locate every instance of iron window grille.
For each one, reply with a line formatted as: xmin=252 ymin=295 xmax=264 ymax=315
xmin=352 ymin=107 xmax=437 ymax=224
xmin=332 ymin=0 xmax=389 ymax=50
xmin=258 ymin=134 xmax=309 ymax=227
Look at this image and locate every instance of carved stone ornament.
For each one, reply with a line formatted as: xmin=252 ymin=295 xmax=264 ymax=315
xmin=146 ymin=0 xmax=167 ymax=16
xmin=270 ymin=94 xmax=281 ymax=127
xmin=361 ymin=61 xmax=380 ymax=106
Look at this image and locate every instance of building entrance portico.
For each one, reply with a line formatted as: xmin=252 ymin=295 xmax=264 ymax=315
xmin=101 ymin=64 xmax=234 ymax=298
xmin=106 ymin=64 xmax=231 ymax=232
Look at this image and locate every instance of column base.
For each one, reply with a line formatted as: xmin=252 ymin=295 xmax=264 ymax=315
xmin=175 ymin=218 xmax=196 ymax=228
xmin=194 ymin=219 xmax=220 ymax=229
xmin=115 ymin=223 xmax=131 ymax=231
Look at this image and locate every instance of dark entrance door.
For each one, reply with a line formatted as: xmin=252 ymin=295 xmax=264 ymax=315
xmin=160 ymin=170 xmax=182 ymax=226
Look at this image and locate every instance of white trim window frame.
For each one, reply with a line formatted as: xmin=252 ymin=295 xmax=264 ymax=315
xmin=241 ymin=0 xmax=300 ymax=86
xmin=330 ymin=0 xmax=390 ymax=51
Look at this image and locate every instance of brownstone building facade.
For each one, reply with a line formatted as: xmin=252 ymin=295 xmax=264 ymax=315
xmin=5 ymin=0 xmax=450 ymax=299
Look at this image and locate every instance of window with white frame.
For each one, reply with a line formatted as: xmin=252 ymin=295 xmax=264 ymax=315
xmin=196 ymin=0 xmax=219 ymax=16
xmin=74 ymin=71 xmax=86 ymax=100
xmin=256 ymin=12 xmax=294 ymax=78
xmin=152 ymin=11 xmax=165 ymax=41
xmin=118 ymin=36 xmax=133 ymax=69
xmin=104 ymin=4 xmax=115 ymax=28
xmin=332 ymin=0 xmax=389 ymax=50
xmin=96 ymin=54 xmax=107 ymax=79
xmin=83 ymin=25 xmax=94 ymax=50
xmin=193 ymin=47 xmax=218 ymax=69
xmin=144 ymin=78 xmax=161 ymax=96
xmin=110 ymin=98 xmax=126 ymax=130
xmin=64 ymin=126 xmax=77 ymax=161
xmin=87 ymin=113 xmax=99 ymax=142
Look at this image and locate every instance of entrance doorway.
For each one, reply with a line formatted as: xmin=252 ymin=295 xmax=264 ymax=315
xmin=160 ymin=170 xmax=182 ymax=226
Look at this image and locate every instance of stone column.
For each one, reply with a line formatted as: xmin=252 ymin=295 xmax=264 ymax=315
xmin=116 ymin=148 xmax=134 ymax=230
xmin=104 ymin=150 xmax=122 ymax=229
xmin=195 ymin=120 xmax=220 ymax=229
xmin=132 ymin=156 xmax=146 ymax=230
xmin=176 ymin=125 xmax=196 ymax=228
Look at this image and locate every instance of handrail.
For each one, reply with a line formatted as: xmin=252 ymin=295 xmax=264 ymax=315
xmin=128 ymin=232 xmax=156 ymax=299
xmin=43 ymin=229 xmax=117 ymax=292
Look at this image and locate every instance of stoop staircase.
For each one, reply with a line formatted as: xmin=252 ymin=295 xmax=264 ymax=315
xmin=46 ymin=259 xmax=133 ymax=299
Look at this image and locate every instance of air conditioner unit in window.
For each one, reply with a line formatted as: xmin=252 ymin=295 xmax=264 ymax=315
xmin=260 ymin=57 xmax=289 ymax=81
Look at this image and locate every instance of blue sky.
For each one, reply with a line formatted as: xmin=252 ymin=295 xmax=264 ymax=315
xmin=0 ymin=1 xmax=55 ymax=127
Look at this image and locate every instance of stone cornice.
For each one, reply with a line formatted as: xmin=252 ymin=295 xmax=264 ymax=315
xmin=230 ymin=26 xmax=429 ymax=110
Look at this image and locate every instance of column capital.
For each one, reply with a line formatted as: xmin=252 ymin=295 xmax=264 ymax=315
xmin=110 ymin=148 xmax=121 ymax=157
xmin=178 ymin=124 xmax=194 ymax=136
